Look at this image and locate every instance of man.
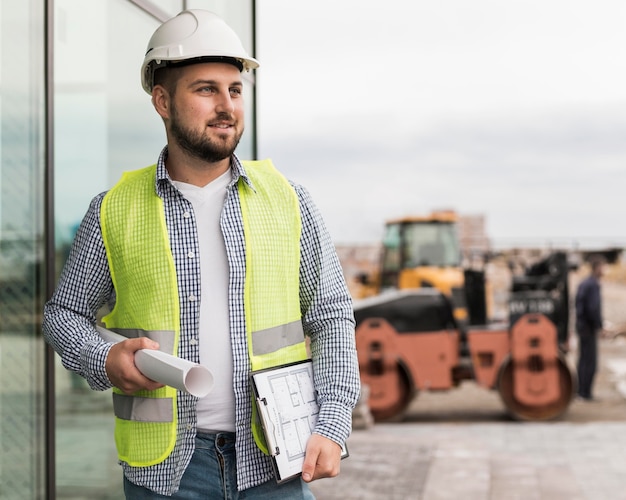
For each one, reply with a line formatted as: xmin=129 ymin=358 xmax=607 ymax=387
xmin=43 ymin=10 xmax=360 ymax=499
xmin=575 ymin=256 xmax=605 ymax=401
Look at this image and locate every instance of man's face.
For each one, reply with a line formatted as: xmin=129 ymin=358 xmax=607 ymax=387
xmin=594 ymin=263 xmax=604 ymax=279
xmin=165 ymin=62 xmax=245 ymax=163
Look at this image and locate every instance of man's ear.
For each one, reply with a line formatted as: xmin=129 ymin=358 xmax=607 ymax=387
xmin=152 ymin=85 xmax=170 ymax=120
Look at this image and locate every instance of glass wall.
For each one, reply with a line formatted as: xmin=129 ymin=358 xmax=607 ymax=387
xmin=52 ymin=1 xmax=257 ymax=498
xmin=53 ymin=3 xmax=163 ymax=497
xmin=0 ymin=1 xmax=256 ymax=498
xmin=0 ymin=1 xmax=47 ymax=499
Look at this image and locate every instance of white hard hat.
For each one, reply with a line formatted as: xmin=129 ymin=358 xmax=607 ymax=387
xmin=141 ymin=9 xmax=259 ymax=94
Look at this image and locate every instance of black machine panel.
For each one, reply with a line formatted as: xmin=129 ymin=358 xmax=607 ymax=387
xmin=353 ymin=290 xmax=456 ymax=333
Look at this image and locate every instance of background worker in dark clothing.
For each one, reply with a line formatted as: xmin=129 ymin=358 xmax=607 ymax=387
xmin=575 ymin=257 xmax=605 ymax=401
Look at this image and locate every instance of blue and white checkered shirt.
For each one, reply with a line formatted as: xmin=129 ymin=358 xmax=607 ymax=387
xmin=43 ymin=148 xmax=360 ymax=496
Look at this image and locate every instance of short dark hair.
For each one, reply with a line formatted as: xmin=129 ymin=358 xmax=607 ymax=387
xmin=152 ymin=57 xmax=244 ymax=96
xmin=152 ymin=66 xmax=180 ymax=96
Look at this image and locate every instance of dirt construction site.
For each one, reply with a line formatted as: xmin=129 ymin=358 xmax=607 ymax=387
xmin=309 ymin=257 xmax=626 ymax=500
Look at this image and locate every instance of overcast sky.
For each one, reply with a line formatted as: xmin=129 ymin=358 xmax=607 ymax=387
xmin=255 ymin=0 xmax=626 ymax=249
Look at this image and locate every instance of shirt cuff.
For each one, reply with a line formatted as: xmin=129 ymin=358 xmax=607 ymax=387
xmin=82 ymin=340 xmax=114 ymax=391
xmin=314 ymin=400 xmax=354 ymax=446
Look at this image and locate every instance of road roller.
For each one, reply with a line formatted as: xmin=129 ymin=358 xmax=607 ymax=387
xmin=354 ymin=252 xmax=576 ymax=421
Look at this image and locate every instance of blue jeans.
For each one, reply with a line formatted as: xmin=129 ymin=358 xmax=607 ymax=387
xmin=123 ymin=432 xmax=315 ymax=499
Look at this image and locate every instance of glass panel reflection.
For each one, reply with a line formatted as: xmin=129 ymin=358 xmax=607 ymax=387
xmin=0 ymin=1 xmax=46 ymax=498
xmin=54 ymin=1 xmax=162 ymax=497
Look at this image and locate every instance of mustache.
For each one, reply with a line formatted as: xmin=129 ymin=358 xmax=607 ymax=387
xmin=211 ymin=112 xmax=234 ymax=122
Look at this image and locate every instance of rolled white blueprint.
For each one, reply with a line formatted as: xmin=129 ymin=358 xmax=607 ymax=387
xmin=96 ymin=326 xmax=213 ymax=398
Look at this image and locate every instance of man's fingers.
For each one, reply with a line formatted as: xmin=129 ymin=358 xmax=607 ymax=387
xmin=105 ymin=337 xmax=164 ymax=393
xmin=302 ymin=434 xmax=342 ymax=482
xmin=132 ymin=336 xmax=160 ymax=351
xmin=301 ymin=447 xmax=319 ymax=482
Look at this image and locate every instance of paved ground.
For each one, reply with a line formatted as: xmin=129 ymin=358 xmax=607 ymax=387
xmin=310 ymin=418 xmax=626 ymax=500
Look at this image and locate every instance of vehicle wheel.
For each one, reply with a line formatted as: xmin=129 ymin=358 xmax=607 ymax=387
xmin=366 ymin=363 xmax=413 ymax=422
xmin=497 ymin=354 xmax=575 ymax=420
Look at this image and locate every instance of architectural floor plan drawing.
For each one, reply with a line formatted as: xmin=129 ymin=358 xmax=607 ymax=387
xmin=267 ymin=364 xmax=319 ymax=460
xmin=252 ymin=360 xmax=320 ymax=481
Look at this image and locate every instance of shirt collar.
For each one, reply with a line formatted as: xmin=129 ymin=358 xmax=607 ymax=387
xmin=154 ymin=146 xmax=255 ymax=196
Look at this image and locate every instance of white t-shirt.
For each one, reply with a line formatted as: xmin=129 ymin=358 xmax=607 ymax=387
xmin=173 ymin=170 xmax=235 ymax=431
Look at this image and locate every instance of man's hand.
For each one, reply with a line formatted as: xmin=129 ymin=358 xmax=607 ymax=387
xmin=105 ymin=337 xmax=164 ymax=394
xmin=599 ymin=328 xmax=613 ymax=339
xmin=301 ymin=434 xmax=342 ymax=483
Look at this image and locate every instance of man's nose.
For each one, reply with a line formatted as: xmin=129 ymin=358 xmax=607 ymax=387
xmin=215 ymin=91 xmax=234 ymax=114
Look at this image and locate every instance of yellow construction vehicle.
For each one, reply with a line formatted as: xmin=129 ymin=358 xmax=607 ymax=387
xmin=357 ymin=210 xmax=482 ymax=324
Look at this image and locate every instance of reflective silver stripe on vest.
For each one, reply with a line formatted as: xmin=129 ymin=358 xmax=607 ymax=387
xmin=251 ymin=320 xmax=305 ymax=356
xmin=112 ymin=393 xmax=173 ymax=423
xmin=110 ymin=328 xmax=175 ymax=355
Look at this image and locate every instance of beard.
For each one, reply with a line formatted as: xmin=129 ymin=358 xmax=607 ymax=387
xmin=169 ymin=109 xmax=243 ymax=163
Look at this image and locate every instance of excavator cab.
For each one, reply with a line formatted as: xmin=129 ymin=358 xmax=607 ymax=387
xmin=379 ymin=211 xmax=468 ymax=323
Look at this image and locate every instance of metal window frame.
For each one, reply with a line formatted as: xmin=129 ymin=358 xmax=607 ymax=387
xmin=127 ymin=0 xmax=181 ymax=22
xmin=44 ymin=0 xmax=55 ymax=497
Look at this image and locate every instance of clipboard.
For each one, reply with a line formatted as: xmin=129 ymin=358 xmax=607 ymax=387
xmin=250 ymin=359 xmax=349 ymax=483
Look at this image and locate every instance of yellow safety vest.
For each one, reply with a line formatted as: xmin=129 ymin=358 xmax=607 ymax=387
xmin=100 ymin=160 xmax=307 ymax=467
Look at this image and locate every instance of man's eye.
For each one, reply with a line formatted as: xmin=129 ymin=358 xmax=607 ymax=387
xmin=230 ymin=88 xmax=242 ymax=96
